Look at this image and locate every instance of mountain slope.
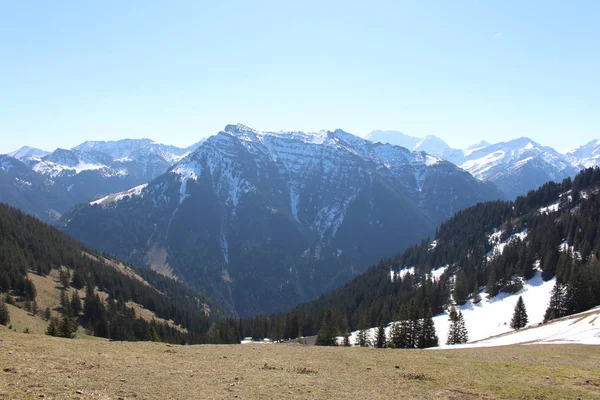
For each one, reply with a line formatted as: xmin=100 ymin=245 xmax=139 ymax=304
xmin=0 ymin=155 xmax=73 ymax=222
xmin=244 ymin=168 xmax=600 ymax=341
xmin=0 ymin=202 xmax=239 ymax=343
xmin=61 ymin=124 xmax=503 ymax=317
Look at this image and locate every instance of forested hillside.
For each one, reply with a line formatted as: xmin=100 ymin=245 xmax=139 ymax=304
xmin=0 ymin=203 xmax=241 ymax=344
xmin=242 ymin=168 xmax=600 ymax=341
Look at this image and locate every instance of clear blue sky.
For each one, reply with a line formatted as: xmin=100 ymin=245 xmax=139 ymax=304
xmin=1 ymin=0 xmax=599 ymax=153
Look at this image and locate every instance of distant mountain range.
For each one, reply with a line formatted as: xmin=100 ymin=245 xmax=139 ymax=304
xmin=1 ymin=139 xmax=203 ymax=222
xmin=365 ymin=130 xmax=598 ymax=199
xmin=59 ymin=124 xmax=501 ymax=317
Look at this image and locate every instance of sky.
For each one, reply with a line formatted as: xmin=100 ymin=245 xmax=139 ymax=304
xmin=1 ymin=0 xmax=599 ymax=154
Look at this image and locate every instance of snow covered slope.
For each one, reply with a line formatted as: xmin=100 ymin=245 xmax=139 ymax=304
xmin=341 ymin=271 xmax=599 ymax=347
xmin=341 ymin=271 xmax=559 ymax=346
xmin=469 ymin=306 xmax=600 ymax=347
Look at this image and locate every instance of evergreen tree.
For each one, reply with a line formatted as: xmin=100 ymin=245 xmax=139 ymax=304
xmin=447 ymin=311 xmax=468 ymax=345
xmin=343 ymin=329 xmax=351 ymax=347
xmin=44 ymin=307 xmax=51 ymax=321
xmin=58 ymin=315 xmax=77 ymax=338
xmin=510 ymin=296 xmax=528 ymax=330
xmin=544 ymin=282 xmax=568 ymax=322
xmin=0 ymin=301 xmax=10 ymax=326
xmin=315 ymin=309 xmax=338 ymax=346
xmin=356 ymin=314 xmax=371 ymax=347
xmin=418 ymin=299 xmax=438 ymax=348
xmin=46 ymin=317 xmax=59 ymax=336
xmin=374 ymin=314 xmax=387 ymax=348
xmin=146 ymin=325 xmax=160 ymax=342
xmin=31 ymin=300 xmax=38 ymax=316
xmin=71 ymin=291 xmax=82 ymax=317
xmin=59 ymin=269 xmax=71 ymax=289
xmin=487 ymin=266 xmax=498 ymax=298
xmin=407 ymin=298 xmax=421 ymax=348
xmin=457 ymin=312 xmax=468 ymax=343
xmin=390 ymin=321 xmax=403 ymax=349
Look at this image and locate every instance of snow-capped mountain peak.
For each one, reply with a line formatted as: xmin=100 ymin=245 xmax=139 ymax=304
xmin=6 ymin=146 xmax=51 ymax=160
xmin=564 ymin=138 xmax=600 ymax=168
xmin=413 ymin=135 xmax=452 ymax=157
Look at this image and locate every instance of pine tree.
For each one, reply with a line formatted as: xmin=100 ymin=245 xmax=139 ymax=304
xmin=44 ymin=307 xmax=51 ymax=321
xmin=342 ymin=329 xmax=351 ymax=346
xmin=146 ymin=325 xmax=160 ymax=342
xmin=46 ymin=317 xmax=59 ymax=336
xmin=71 ymin=291 xmax=82 ymax=317
xmin=407 ymin=298 xmax=421 ymax=348
xmin=315 ymin=309 xmax=338 ymax=346
xmin=0 ymin=301 xmax=10 ymax=326
xmin=374 ymin=314 xmax=387 ymax=348
xmin=389 ymin=321 xmax=403 ymax=349
xmin=59 ymin=315 xmax=77 ymax=338
xmin=418 ymin=299 xmax=438 ymax=348
xmin=447 ymin=310 xmax=468 ymax=345
xmin=510 ymin=296 xmax=528 ymax=330
xmin=31 ymin=300 xmax=38 ymax=316
xmin=357 ymin=314 xmax=371 ymax=347
xmin=544 ymin=282 xmax=567 ymax=322
xmin=487 ymin=266 xmax=498 ymax=298
xmin=457 ymin=312 xmax=468 ymax=343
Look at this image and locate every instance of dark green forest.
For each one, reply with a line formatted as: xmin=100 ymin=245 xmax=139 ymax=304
xmin=242 ymin=168 xmax=600 ymax=342
xmin=0 ymin=203 xmax=241 ymax=344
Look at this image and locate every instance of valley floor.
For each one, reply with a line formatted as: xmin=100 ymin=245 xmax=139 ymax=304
xmin=1 ymin=330 xmax=599 ymax=399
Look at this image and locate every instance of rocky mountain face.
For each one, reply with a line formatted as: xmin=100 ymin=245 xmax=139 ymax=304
xmin=61 ymin=124 xmax=503 ymax=317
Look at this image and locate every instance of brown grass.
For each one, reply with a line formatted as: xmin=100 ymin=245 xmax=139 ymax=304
xmin=0 ymin=330 xmax=599 ymax=399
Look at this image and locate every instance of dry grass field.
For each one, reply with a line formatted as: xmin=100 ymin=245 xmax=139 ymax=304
xmin=1 ymin=328 xmax=599 ymax=400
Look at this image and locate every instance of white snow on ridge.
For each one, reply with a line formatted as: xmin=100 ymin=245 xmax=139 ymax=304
xmin=487 ymin=229 xmax=528 ymax=261
xmin=33 ymin=161 xmax=107 ymax=177
xmin=90 ymin=183 xmax=147 ymax=206
xmin=539 ymin=202 xmax=560 ymax=214
xmin=390 ymin=266 xmax=415 ymax=282
xmin=429 ymin=265 xmax=449 ymax=281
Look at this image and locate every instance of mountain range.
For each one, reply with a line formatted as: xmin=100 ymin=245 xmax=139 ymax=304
xmin=59 ymin=124 xmax=501 ymax=317
xmin=1 ymin=139 xmax=203 ymax=222
xmin=3 ymin=126 xmax=600 ymax=318
xmin=365 ymin=130 xmax=596 ymax=199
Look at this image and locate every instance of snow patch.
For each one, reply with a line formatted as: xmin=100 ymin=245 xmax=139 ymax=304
xmin=90 ymin=183 xmax=148 ymax=206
